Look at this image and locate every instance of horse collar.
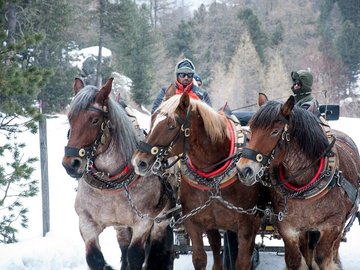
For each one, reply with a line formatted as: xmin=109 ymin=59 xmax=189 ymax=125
xmin=180 ymin=118 xmax=246 ymax=190
xmin=84 ymin=163 xmax=139 ymax=190
xmin=276 ymin=123 xmax=339 ymax=200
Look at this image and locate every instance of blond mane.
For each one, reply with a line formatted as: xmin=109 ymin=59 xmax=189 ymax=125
xmin=156 ymin=95 xmax=230 ymax=143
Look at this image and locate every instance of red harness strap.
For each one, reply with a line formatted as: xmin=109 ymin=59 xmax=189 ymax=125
xmin=184 ymin=118 xmax=237 ymax=190
xmin=279 ymin=157 xmax=325 ymax=192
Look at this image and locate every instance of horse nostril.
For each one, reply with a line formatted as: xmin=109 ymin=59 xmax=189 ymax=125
xmin=71 ymin=158 xmax=82 ymax=170
xmin=243 ymin=167 xmax=254 ymax=178
xmin=237 ymin=168 xmax=245 ymax=179
xmin=138 ymin=160 xmax=148 ymax=170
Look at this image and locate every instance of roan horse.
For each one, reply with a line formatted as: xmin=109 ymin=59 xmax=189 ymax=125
xmin=132 ymin=92 xmax=264 ymax=270
xmin=62 ymin=78 xmax=176 ymax=270
xmin=236 ymin=95 xmax=360 ymax=270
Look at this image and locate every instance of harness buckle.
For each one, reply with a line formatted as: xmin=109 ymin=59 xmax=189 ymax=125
xmin=182 ymin=127 xmax=190 ymax=137
xmin=151 ymin=158 xmax=162 ymax=175
xmin=336 ymin=170 xmax=343 ymax=186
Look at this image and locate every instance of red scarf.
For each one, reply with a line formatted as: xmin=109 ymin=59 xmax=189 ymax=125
xmin=175 ymin=81 xmax=200 ymax=101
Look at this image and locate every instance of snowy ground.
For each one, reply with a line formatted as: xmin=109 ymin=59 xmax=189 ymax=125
xmin=0 ymin=114 xmax=359 ymax=269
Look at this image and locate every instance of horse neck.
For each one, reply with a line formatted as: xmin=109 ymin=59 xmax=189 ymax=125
xmin=280 ymin=143 xmax=320 ymax=185
xmin=187 ymin=118 xmax=231 ymax=173
xmin=94 ymin=139 xmax=129 ymax=175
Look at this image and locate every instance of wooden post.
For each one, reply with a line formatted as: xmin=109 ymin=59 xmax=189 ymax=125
xmin=38 ymin=100 xmax=50 ymax=236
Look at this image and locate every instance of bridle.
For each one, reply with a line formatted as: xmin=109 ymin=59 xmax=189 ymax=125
xmin=64 ymin=105 xmax=111 ymax=174
xmin=137 ymin=105 xmax=192 ymax=175
xmin=241 ymin=116 xmax=291 ymax=187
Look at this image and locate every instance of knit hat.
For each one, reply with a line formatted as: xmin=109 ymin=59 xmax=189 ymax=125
xmin=175 ymin=58 xmax=195 ymax=74
xmin=291 ymin=70 xmax=313 ymax=94
xmin=194 ymin=74 xmax=202 ymax=84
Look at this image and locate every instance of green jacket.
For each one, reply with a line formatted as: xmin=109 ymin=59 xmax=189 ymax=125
xmin=291 ymin=70 xmax=320 ymax=116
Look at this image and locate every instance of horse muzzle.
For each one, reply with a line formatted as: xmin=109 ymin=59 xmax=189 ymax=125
xmin=62 ymin=156 xmax=85 ymax=178
xmin=236 ymin=161 xmax=259 ymax=186
xmin=131 ymin=153 xmax=155 ymax=176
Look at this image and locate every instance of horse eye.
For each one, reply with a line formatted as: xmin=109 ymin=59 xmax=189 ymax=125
xmin=168 ymin=124 xmax=176 ymax=130
xmin=91 ymin=117 xmax=100 ymax=125
xmin=271 ymin=128 xmax=280 ymax=137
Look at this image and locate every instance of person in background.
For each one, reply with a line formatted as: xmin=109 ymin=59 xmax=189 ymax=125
xmin=194 ymin=73 xmax=203 ymax=87
xmin=151 ymin=58 xmax=211 ymax=114
xmin=291 ymin=69 xmax=320 ymax=116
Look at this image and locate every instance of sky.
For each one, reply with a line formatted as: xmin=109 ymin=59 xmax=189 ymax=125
xmin=0 ymin=113 xmax=359 ymax=269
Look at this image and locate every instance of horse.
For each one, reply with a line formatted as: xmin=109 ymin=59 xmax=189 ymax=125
xmin=62 ymin=77 xmax=177 ymax=270
xmin=132 ymin=91 xmax=264 ymax=270
xmin=236 ymin=95 xmax=360 ymax=270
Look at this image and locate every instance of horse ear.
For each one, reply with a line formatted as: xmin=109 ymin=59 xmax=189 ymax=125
xmin=179 ymin=91 xmax=190 ymax=111
xmin=258 ymin=92 xmax=268 ymax=106
xmin=164 ymin=83 xmax=176 ymax=101
xmin=96 ymin=78 xmax=114 ymax=107
xmin=73 ymin=77 xmax=85 ymax=95
xmin=115 ymin=92 xmax=121 ymax=103
xmin=281 ymin=95 xmax=295 ymax=117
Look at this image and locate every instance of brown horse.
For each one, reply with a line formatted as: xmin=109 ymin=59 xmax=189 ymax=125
xmin=236 ymin=96 xmax=360 ymax=270
xmin=62 ymin=78 xmax=176 ymax=270
xmin=132 ymin=92 xmax=263 ymax=270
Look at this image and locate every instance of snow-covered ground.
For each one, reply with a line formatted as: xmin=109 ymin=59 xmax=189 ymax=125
xmin=0 ymin=114 xmax=359 ymax=269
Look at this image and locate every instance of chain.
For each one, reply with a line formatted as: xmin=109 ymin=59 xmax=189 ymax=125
xmin=255 ymin=148 xmax=275 ymax=187
xmin=124 ymin=183 xmax=155 ymax=221
xmin=169 ymin=190 xmax=287 ymax=228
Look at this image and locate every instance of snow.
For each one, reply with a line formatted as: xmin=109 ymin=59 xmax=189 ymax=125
xmin=0 ymin=114 xmax=359 ymax=269
xmin=69 ymin=46 xmax=112 ymax=70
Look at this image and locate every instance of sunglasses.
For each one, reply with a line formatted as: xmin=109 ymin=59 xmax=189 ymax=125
xmin=177 ymin=73 xmax=194 ymax=78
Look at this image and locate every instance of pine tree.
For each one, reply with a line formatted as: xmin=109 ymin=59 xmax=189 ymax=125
xmin=22 ymin=0 xmax=79 ymax=113
xmin=0 ymin=0 xmax=49 ymax=243
xmin=106 ymin=0 xmax=156 ymax=105
xmin=210 ymin=31 xmax=266 ymax=110
xmin=265 ymin=51 xmax=291 ymax=101
xmin=238 ymin=8 xmax=269 ymax=65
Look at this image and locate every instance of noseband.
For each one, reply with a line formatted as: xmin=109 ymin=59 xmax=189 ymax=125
xmin=137 ymin=105 xmax=192 ymax=175
xmin=64 ymin=105 xmax=111 ymax=172
xmin=241 ymin=120 xmax=290 ymax=187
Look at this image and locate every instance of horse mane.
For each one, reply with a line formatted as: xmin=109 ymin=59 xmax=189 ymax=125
xmin=68 ymin=85 xmax=138 ymax=161
xmin=250 ymin=100 xmax=329 ymax=160
xmin=157 ymin=95 xmax=230 ymax=143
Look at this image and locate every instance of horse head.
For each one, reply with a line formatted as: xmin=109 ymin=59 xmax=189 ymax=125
xmin=62 ymin=78 xmax=114 ymax=178
xmin=132 ymin=92 xmax=192 ymax=176
xmin=236 ymin=96 xmax=295 ymax=186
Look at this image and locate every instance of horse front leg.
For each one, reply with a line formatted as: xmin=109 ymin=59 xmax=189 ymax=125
xmin=185 ymin=222 xmax=207 ymax=270
xmin=78 ymin=216 xmax=114 ymax=270
xmin=128 ymin=223 xmax=153 ymax=270
xmin=236 ymin=224 xmax=257 ymax=270
xmin=314 ymin=228 xmax=342 ymax=270
xmin=114 ymin=226 xmax=132 ymax=270
xmin=280 ymin=228 xmax=307 ymax=270
xmin=206 ymin=229 xmax=222 ymax=270
xmin=147 ymin=223 xmax=175 ymax=270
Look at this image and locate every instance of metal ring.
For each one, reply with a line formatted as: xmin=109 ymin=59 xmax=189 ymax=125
xmin=151 ymin=147 xmax=159 ymax=155
xmin=79 ymin=148 xmax=86 ymax=157
xmin=256 ymin=154 xmax=263 ymax=163
xmin=278 ymin=211 xmax=284 ymax=221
